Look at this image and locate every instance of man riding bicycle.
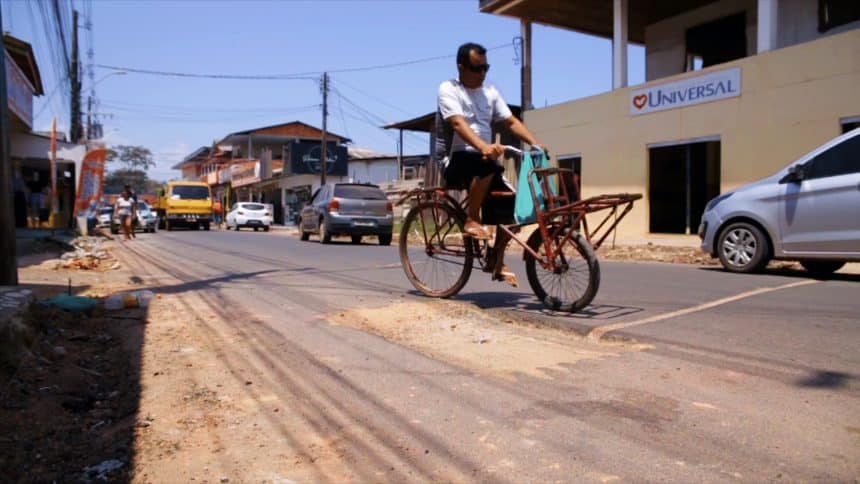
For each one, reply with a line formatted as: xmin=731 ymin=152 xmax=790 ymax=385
xmin=436 ymin=42 xmax=545 ymax=287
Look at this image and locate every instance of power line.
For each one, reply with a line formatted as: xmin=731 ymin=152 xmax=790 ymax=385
xmin=94 ymin=64 xmax=319 ymax=81
xmin=94 ymin=42 xmax=508 ymax=80
xmin=330 ymin=77 xmax=412 ymax=116
xmin=98 ymin=98 xmax=320 ymax=114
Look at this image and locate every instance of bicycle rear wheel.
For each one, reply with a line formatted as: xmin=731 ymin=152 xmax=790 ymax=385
xmin=399 ymin=201 xmax=473 ymax=298
xmin=525 ymin=226 xmax=600 ymax=312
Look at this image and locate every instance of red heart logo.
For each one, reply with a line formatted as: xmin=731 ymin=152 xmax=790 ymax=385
xmin=633 ymin=94 xmax=647 ymax=109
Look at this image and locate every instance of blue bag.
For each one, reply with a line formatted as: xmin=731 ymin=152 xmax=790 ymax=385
xmin=514 ymin=150 xmax=553 ymax=224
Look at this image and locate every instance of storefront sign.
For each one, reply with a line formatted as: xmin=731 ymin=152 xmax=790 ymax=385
xmin=74 ymin=148 xmax=108 ymax=216
xmin=289 ymin=140 xmax=348 ymax=176
xmin=630 ymin=67 xmax=741 ymax=116
xmin=5 ymin=51 xmax=35 ymax=128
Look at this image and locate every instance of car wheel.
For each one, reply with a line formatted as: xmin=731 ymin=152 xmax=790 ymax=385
xmin=717 ymin=222 xmax=770 ymax=273
xmin=110 ymin=226 xmax=119 ymax=235
xmin=351 ymin=235 xmax=362 ymax=244
xmin=253 ymin=226 xmax=259 ymax=232
xmin=800 ymin=260 xmax=845 ymax=278
xmin=319 ymin=218 xmax=331 ymax=244
xmin=264 ymin=226 xmax=270 ymax=232
xmin=299 ymin=219 xmax=310 ymax=241
xmin=378 ymin=233 xmax=392 ymax=246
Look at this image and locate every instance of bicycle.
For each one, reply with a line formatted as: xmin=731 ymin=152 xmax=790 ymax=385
xmin=396 ymin=146 xmax=641 ymax=312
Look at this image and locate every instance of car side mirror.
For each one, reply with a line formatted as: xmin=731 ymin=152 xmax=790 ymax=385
xmin=779 ymin=164 xmax=805 ymax=184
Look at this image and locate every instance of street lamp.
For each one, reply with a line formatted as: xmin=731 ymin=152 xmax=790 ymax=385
xmin=87 ymin=71 xmax=127 ymax=140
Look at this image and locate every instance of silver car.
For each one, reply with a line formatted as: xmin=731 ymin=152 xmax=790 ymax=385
xmin=700 ymin=128 xmax=859 ymax=275
xmin=299 ymin=183 xmax=394 ymax=245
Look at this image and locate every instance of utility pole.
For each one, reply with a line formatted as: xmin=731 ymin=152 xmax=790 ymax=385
xmin=520 ymin=19 xmax=533 ymax=112
xmin=0 ymin=10 xmax=19 ymax=285
xmin=86 ymin=95 xmax=92 ymax=140
xmin=320 ymin=72 xmax=328 ymax=186
xmin=70 ymin=9 xmax=82 ymax=142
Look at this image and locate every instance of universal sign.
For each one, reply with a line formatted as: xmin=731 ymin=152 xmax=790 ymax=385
xmin=630 ymin=67 xmax=741 ymax=116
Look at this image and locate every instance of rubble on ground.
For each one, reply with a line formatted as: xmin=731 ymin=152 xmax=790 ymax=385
xmin=597 ymin=242 xmax=720 ymax=265
xmin=56 ymin=237 xmax=120 ymax=271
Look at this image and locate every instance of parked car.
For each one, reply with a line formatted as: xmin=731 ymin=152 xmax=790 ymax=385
xmin=225 ymin=202 xmax=272 ymax=231
xmin=134 ymin=201 xmax=158 ymax=233
xmin=299 ymin=183 xmax=393 ymax=245
xmin=111 ymin=200 xmax=158 ymax=234
xmin=699 ymin=128 xmax=860 ymax=275
xmin=96 ymin=206 xmax=113 ymax=228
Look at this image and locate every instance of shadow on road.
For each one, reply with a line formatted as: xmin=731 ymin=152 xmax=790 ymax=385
xmin=698 ymin=266 xmax=860 ymax=282
xmin=796 ymin=370 xmax=853 ymax=389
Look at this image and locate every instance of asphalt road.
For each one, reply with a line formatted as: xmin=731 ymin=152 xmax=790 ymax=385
xmin=121 ymin=228 xmax=860 ymax=482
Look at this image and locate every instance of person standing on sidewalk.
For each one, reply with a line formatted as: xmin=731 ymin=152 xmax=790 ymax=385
xmin=114 ymin=187 xmax=135 ymax=242
xmin=124 ymin=184 xmax=138 ymax=239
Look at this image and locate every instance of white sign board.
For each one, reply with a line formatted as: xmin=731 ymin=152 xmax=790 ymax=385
xmin=630 ymin=67 xmax=741 ymax=116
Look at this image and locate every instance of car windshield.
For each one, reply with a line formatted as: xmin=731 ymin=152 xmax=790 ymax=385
xmin=240 ymin=203 xmax=266 ymax=211
xmin=99 ymin=207 xmax=113 ymax=214
xmin=171 ymin=186 xmax=210 ymax=200
xmin=137 ymin=202 xmax=150 ymax=211
xmin=333 ymin=185 xmax=385 ymax=200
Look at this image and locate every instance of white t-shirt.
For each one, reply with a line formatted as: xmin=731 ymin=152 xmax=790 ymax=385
xmin=116 ymin=196 xmax=133 ymax=216
xmin=435 ymin=79 xmax=512 ymax=162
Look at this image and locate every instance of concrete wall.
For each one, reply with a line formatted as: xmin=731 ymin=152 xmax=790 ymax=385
xmin=348 ymin=159 xmax=398 ymax=185
xmin=525 ymin=29 xmax=860 ymax=237
xmin=645 ymin=0 xmax=757 ymax=81
xmin=778 ymin=0 xmax=860 ymax=47
xmin=645 ymin=0 xmax=860 ymax=81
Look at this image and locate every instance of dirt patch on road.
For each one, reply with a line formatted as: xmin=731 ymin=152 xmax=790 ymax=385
xmin=329 ymin=300 xmax=649 ymax=381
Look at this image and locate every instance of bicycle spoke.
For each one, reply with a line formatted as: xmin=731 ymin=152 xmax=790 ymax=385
xmin=401 ymin=202 xmax=472 ymax=297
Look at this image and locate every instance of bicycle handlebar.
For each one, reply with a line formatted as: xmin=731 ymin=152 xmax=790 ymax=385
xmin=502 ymin=145 xmax=546 ymax=157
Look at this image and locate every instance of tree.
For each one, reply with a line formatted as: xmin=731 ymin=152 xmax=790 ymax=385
xmin=105 ymin=145 xmax=156 ymax=194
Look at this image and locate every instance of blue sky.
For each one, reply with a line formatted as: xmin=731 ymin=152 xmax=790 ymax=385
xmin=6 ymin=0 xmax=643 ymax=181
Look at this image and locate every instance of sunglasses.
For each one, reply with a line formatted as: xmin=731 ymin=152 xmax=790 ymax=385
xmin=465 ymin=63 xmax=490 ymax=73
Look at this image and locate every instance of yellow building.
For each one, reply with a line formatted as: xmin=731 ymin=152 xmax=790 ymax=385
xmin=481 ymin=0 xmax=860 ymax=238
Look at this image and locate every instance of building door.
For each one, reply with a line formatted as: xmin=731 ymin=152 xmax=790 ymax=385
xmin=649 ymin=140 xmax=720 ymax=234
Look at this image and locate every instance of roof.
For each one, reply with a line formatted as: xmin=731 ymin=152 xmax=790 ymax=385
xmin=383 ymin=113 xmax=435 ymax=133
xmin=348 ymin=147 xmax=398 ymax=159
xmin=217 ymin=121 xmax=351 ymax=145
xmin=479 ymin=0 xmax=718 ymax=44
xmin=3 ymin=34 xmax=44 ymax=95
xmin=384 ymin=105 xmax=522 ymax=133
xmin=172 ymin=146 xmax=212 ymax=170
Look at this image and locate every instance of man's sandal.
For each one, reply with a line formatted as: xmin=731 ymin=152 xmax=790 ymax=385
xmin=493 ymin=266 xmax=519 ymax=287
xmin=464 ymin=221 xmax=491 ymax=240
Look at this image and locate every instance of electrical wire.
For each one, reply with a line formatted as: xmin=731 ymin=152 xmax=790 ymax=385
xmin=94 ymin=42 xmax=508 ymax=80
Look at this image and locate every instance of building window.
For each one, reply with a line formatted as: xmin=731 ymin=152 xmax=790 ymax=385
xmin=685 ymin=12 xmax=747 ymax=70
xmin=818 ymin=0 xmax=860 ymax=32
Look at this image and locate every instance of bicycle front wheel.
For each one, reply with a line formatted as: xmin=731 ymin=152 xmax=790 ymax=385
xmin=525 ymin=227 xmax=600 ymax=312
xmin=399 ymin=201 xmax=473 ymax=298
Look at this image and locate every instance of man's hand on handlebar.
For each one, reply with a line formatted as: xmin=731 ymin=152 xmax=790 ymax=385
xmin=480 ymin=143 xmax=505 ymax=160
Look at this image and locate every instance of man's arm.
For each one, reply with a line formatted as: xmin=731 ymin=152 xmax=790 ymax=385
xmin=447 ymin=115 xmax=504 ymax=159
xmin=504 ymin=116 xmax=542 ymax=149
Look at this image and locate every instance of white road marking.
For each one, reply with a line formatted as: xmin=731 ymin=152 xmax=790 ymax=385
xmin=587 ymin=280 xmax=818 ymax=341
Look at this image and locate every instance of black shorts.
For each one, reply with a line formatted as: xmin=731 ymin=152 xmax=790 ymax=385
xmin=443 ymin=151 xmax=514 ymax=225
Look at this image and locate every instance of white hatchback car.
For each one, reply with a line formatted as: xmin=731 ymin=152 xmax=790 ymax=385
xmin=226 ymin=202 xmax=273 ymax=231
